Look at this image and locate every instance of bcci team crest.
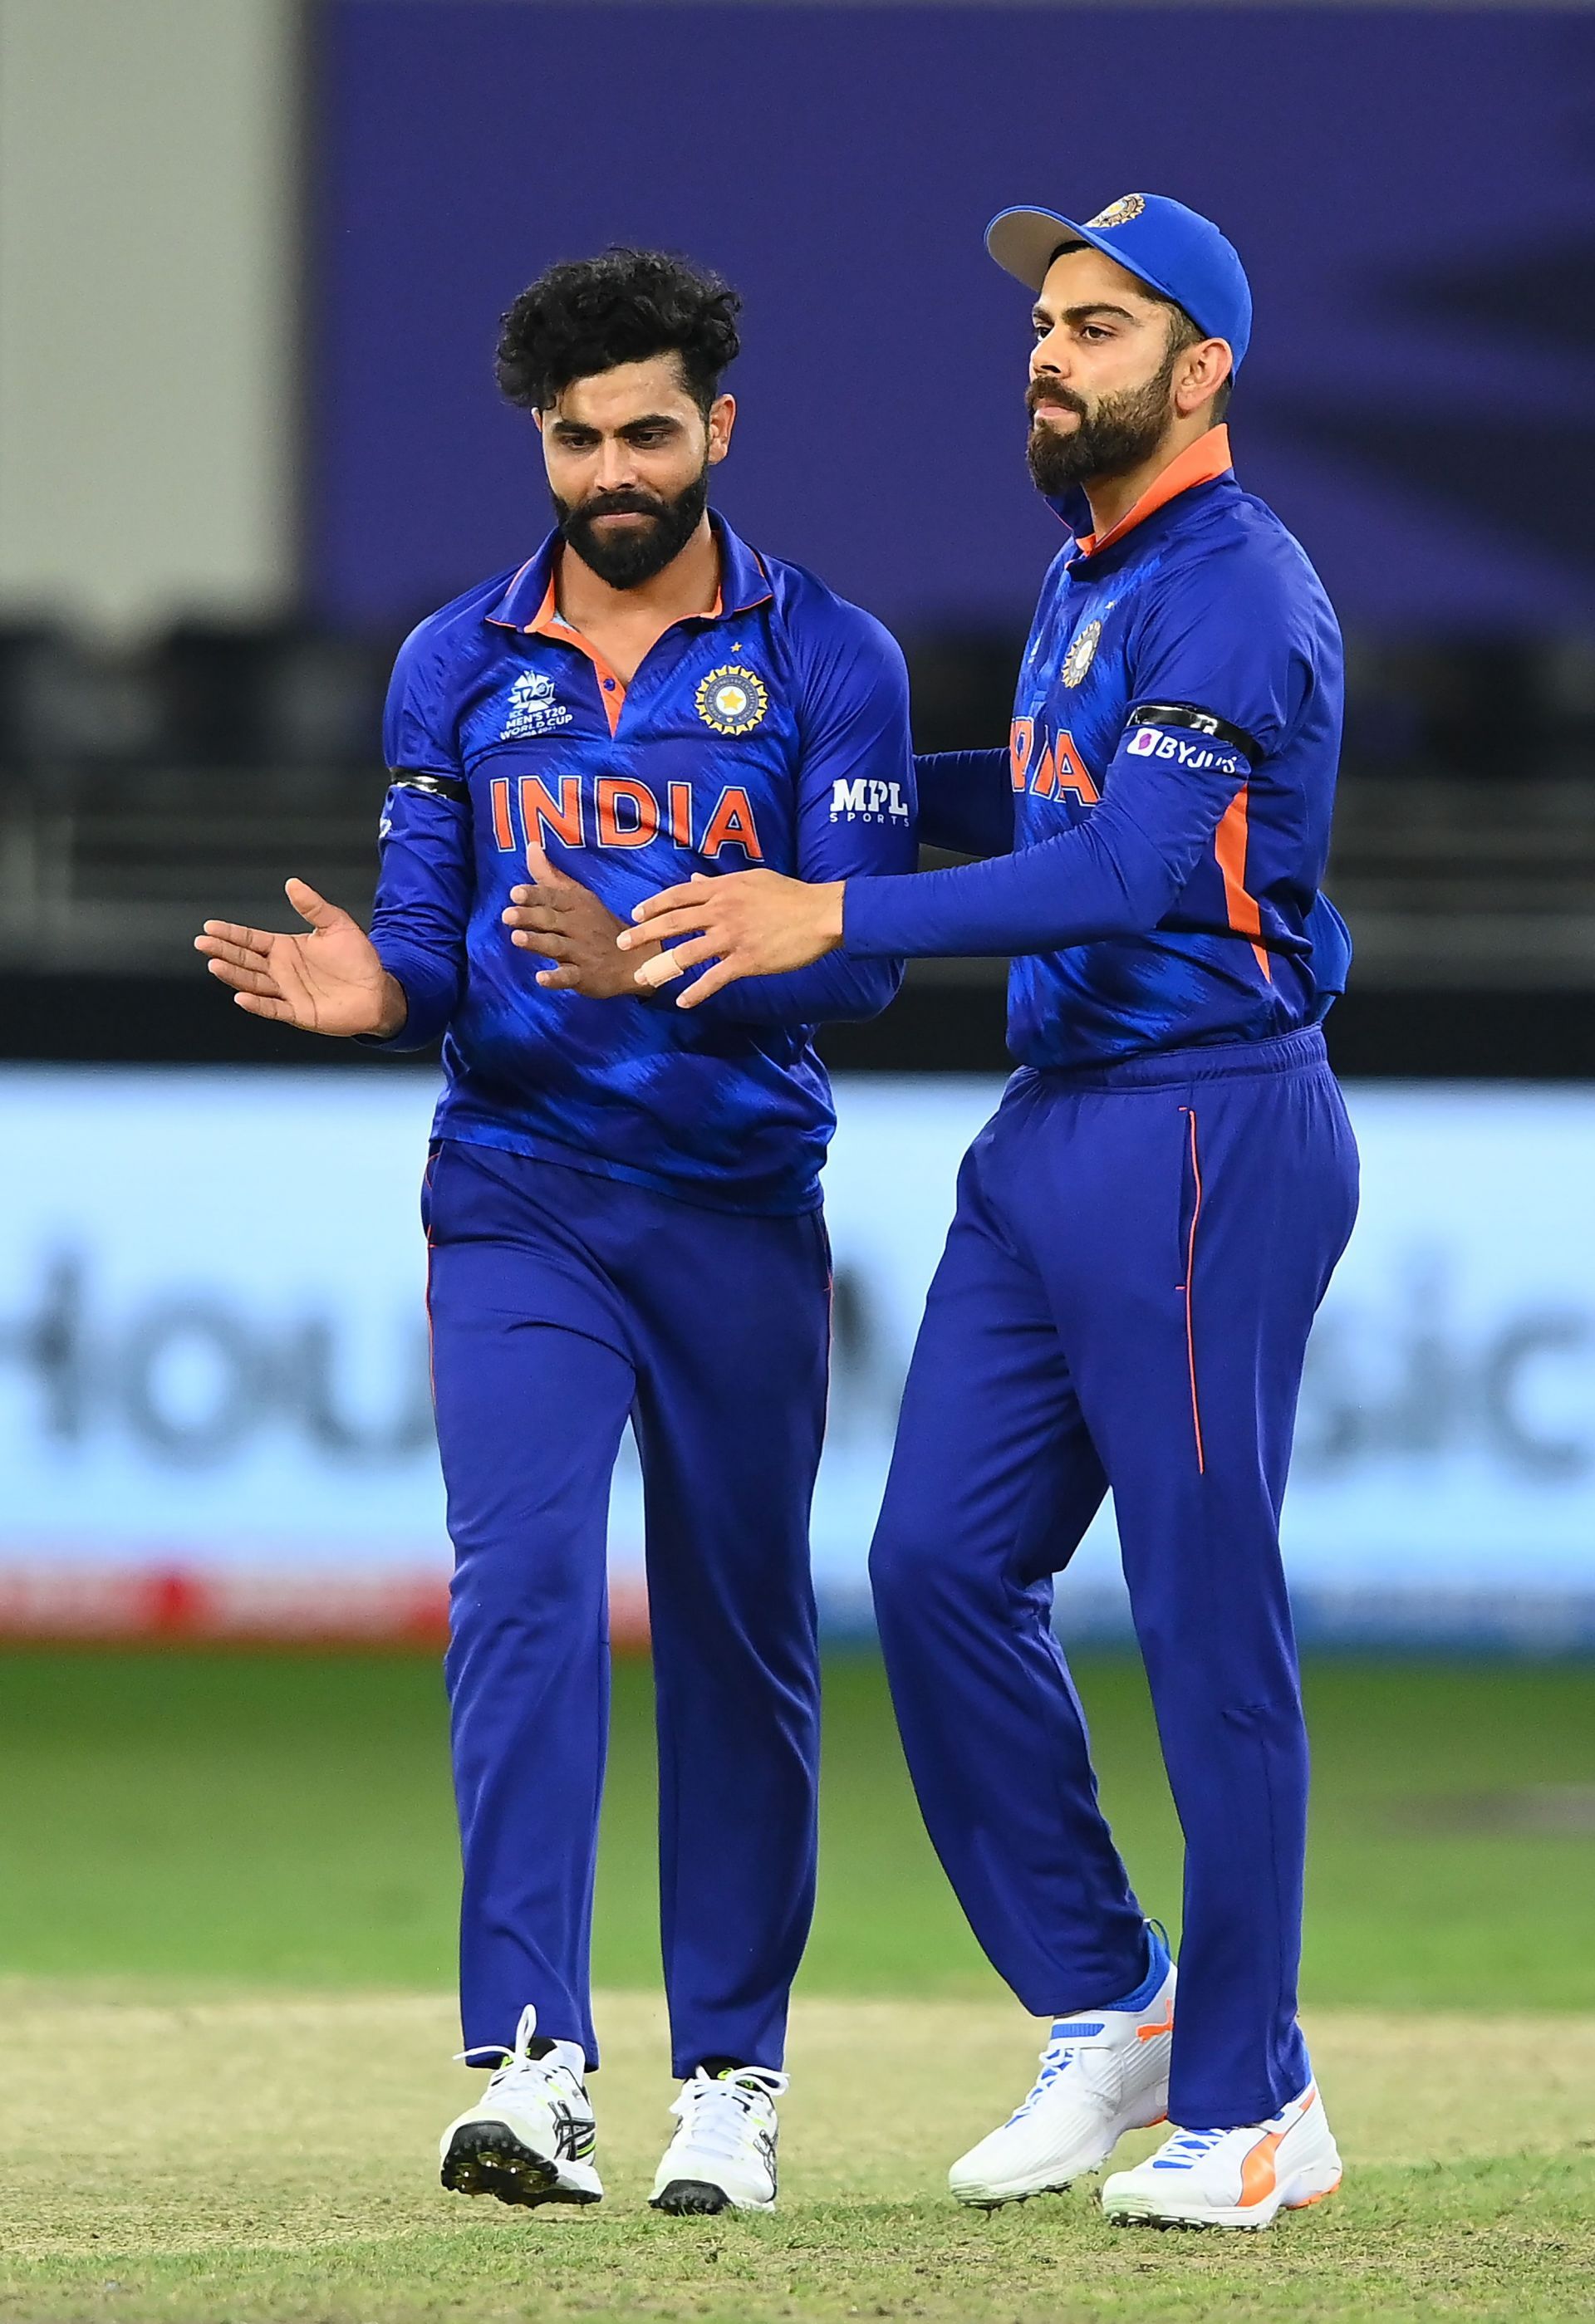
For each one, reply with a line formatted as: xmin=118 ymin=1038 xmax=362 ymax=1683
xmin=696 ymin=664 xmax=769 ymax=735
xmin=1087 ymin=194 xmax=1146 ymax=230
xmin=1061 ymin=620 xmax=1102 ymax=689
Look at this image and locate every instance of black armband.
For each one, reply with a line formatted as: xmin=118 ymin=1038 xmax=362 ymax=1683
xmin=388 ymin=769 xmax=469 ymax=805
xmin=1126 ymin=702 xmax=1260 ymax=763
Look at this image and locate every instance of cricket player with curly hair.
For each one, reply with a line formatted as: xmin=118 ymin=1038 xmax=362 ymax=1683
xmin=196 ymin=247 xmax=914 ymax=2218
xmin=623 ymin=194 xmax=1358 ymax=2231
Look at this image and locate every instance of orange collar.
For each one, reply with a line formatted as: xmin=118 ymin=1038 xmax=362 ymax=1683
xmin=525 ymin=566 xmax=724 ymax=640
xmin=1072 ymin=425 xmax=1233 ymax=561
xmin=522 ymin=562 xmax=724 ymax=738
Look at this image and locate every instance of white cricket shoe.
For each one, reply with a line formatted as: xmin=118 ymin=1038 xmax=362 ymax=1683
xmin=1102 ymin=2079 xmax=1341 ymax=2229
xmin=650 ymin=2066 xmax=788 ymax=2214
xmin=949 ymin=1932 xmax=1175 ymax=2208
xmin=439 ymin=2004 xmax=602 ymax=2209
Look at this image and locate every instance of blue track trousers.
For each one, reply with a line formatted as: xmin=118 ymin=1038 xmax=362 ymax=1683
xmin=869 ymin=1029 xmax=1358 ymax=2129
xmin=423 ymin=1140 xmax=829 ymax=2078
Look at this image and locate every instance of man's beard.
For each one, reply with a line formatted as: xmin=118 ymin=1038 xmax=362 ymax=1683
xmin=554 ymin=466 xmax=710 ymax=589
xmin=1025 ymin=348 xmax=1180 ymax=497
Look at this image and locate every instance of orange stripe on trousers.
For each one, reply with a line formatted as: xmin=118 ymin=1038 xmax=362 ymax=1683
xmin=1178 ymin=1105 xmax=1206 ymax=1478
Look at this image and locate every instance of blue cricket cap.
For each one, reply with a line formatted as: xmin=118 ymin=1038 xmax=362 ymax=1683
xmin=985 ymin=192 xmax=1252 ymax=372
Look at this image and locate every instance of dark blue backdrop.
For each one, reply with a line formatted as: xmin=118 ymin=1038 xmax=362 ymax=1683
xmin=310 ymin=4 xmax=1595 ymax=636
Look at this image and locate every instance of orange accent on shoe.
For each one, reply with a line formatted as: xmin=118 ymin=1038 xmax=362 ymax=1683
xmin=1237 ymin=2090 xmax=1316 ymax=2209
xmin=1236 ymin=2129 xmax=1286 ymax=2208
xmin=1135 ymin=2000 xmax=1175 ymax=2042
xmin=1287 ymin=2174 xmax=1342 ymax=2211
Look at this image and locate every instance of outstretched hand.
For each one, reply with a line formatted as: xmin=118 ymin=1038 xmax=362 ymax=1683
xmin=501 ymin=841 xmax=661 ymax=998
xmin=618 ymin=870 xmax=846 ymax=1007
xmin=194 ymin=880 xmax=406 ymax=1037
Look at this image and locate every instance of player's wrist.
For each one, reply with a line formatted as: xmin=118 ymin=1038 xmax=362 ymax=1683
xmin=371 ymin=973 xmax=410 ymax=1039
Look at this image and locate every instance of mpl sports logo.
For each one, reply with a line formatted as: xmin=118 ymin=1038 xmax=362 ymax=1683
xmin=1126 ymin=726 xmax=1245 ymax=776
xmin=831 ymin=776 xmax=910 ymax=824
xmin=501 ymin=668 xmax=572 ymax=740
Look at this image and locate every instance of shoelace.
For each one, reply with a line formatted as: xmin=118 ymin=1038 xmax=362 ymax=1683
xmin=1006 ymin=1929 xmax=1173 ymax=2128
xmin=1151 ymin=2089 xmax=1300 ymax=2173
xmin=455 ymin=2003 xmax=582 ymax=2100
xmin=1006 ymin=2020 xmax=1105 ymax=2123
xmin=670 ymin=2067 xmax=788 ymax=2164
xmin=1150 ymin=2125 xmax=1230 ymax=2172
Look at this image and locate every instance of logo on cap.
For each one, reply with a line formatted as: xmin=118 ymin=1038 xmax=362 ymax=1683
xmin=1087 ymin=194 xmax=1146 ymax=230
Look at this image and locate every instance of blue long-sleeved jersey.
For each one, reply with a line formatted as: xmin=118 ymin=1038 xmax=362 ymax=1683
xmin=371 ymin=515 xmax=915 ymax=1213
xmin=844 ymin=428 xmax=1351 ymax=1069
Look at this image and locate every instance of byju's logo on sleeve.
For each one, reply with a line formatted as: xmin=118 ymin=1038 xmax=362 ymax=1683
xmin=1126 ymin=724 xmax=1244 ymax=773
xmin=830 ymin=777 xmax=910 ymax=823
xmin=501 ymin=668 xmax=572 ymax=739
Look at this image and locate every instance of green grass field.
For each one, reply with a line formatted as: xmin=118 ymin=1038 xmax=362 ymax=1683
xmin=0 ymin=1650 xmax=1591 ymax=2322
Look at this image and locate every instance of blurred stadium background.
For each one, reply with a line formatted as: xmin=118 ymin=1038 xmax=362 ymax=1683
xmin=0 ymin=4 xmax=1593 ymax=2318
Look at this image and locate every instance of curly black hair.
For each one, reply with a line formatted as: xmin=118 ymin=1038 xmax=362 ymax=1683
xmin=496 ymin=247 xmax=742 ymax=418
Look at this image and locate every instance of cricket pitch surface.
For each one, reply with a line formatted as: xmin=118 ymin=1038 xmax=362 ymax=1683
xmin=1 ymin=1985 xmax=1590 ymax=2323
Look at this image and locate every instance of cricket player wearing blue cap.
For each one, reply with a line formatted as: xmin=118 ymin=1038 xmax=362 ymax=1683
xmin=624 ymin=194 xmax=1358 ymax=2229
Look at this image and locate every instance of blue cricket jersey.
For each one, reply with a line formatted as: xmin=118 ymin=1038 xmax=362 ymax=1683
xmin=371 ymin=514 xmax=915 ymax=1213
xmin=843 ymin=428 xmax=1351 ymax=1069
